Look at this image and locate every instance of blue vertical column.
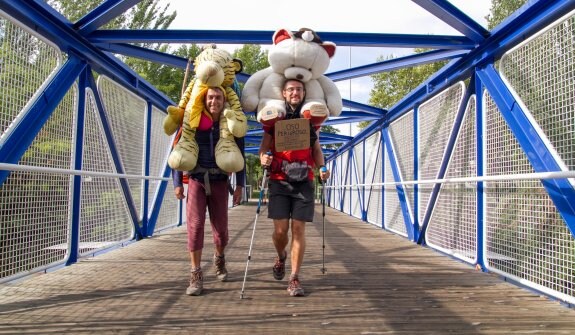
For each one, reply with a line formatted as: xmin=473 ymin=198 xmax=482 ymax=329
xmin=141 ymin=102 xmax=152 ymax=237
xmin=474 ymin=71 xmax=486 ymax=271
xmin=413 ymin=105 xmax=420 ymax=242
xmin=68 ymin=65 xmax=89 ymax=265
xmin=383 ymin=128 xmax=415 ymax=241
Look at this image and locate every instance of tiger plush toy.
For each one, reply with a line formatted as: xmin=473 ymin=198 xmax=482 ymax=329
xmin=163 ymin=45 xmax=246 ymax=173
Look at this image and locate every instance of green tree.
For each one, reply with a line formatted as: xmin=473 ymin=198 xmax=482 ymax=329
xmin=320 ymin=125 xmax=341 ymax=150
xmin=232 ymin=44 xmax=269 ymax=75
xmin=363 ymin=49 xmax=446 ymax=130
xmin=121 ymin=1 xmax=176 ymax=77
xmin=47 ymin=0 xmax=125 ymax=26
xmin=50 ymin=0 xmax=177 ymax=100
xmin=361 ymin=0 xmax=527 ymax=132
xmin=486 ymin=0 xmax=527 ymax=29
xmin=244 ymin=153 xmax=262 ymax=196
xmin=232 ymin=44 xmax=268 ymax=113
xmin=149 ymin=44 xmax=203 ymax=102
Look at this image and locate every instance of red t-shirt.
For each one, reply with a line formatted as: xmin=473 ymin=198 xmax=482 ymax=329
xmin=265 ymin=124 xmax=320 ymax=181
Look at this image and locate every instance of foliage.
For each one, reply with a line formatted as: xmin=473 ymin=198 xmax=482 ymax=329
xmin=362 ymin=0 xmax=528 ymax=131
xmin=244 ymin=153 xmax=262 ymax=191
xmin=232 ymin=45 xmax=269 ymax=129
xmin=149 ymin=44 xmax=203 ymax=102
xmin=47 ymin=0 xmax=126 ymax=27
xmin=320 ymin=124 xmax=341 ymax=150
xmin=50 ymin=0 xmax=178 ymax=101
xmin=232 ymin=44 xmax=269 ymax=76
xmin=486 ymin=0 xmax=527 ymax=29
xmin=361 ymin=49 xmax=446 ymax=130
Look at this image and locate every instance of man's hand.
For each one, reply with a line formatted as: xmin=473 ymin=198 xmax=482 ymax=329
xmin=260 ymin=152 xmax=272 ymax=167
xmin=174 ymin=186 xmax=185 ymax=200
xmin=233 ymin=185 xmax=243 ymax=206
xmin=319 ymin=166 xmax=330 ymax=181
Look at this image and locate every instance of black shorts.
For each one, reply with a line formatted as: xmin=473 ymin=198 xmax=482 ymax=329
xmin=267 ymin=179 xmax=315 ymax=222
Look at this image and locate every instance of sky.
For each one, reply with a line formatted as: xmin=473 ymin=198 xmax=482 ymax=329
xmin=159 ymin=0 xmax=492 ymax=135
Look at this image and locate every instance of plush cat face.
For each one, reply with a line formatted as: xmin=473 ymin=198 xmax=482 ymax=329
xmin=268 ymin=28 xmax=336 ymax=83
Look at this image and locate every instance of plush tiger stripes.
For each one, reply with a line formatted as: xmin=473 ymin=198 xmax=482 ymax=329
xmin=164 ymin=45 xmax=246 ymax=173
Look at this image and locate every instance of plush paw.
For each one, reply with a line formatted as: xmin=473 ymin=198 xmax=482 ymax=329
xmin=257 ymin=105 xmax=286 ymax=127
xmin=168 ymin=140 xmax=199 ymax=171
xmin=301 ymin=104 xmax=329 ymax=126
xmin=223 ymin=107 xmax=247 ymax=137
xmin=215 ymin=138 xmax=244 ymax=173
xmin=167 ymin=151 xmax=195 ymax=171
xmin=163 ymin=106 xmax=185 ymax=135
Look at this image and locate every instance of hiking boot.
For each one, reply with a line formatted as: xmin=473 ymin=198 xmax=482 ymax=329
xmin=287 ymin=274 xmax=305 ymax=297
xmin=186 ymin=268 xmax=203 ymax=296
xmin=272 ymin=251 xmax=287 ymax=280
xmin=214 ymin=254 xmax=228 ymax=282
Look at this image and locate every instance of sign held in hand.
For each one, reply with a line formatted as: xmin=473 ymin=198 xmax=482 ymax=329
xmin=274 ymin=118 xmax=310 ymax=152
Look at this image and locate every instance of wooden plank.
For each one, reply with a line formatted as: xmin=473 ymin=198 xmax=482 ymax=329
xmin=0 ymin=203 xmax=573 ymax=334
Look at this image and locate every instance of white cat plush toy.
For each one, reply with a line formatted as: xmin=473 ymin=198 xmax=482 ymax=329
xmin=241 ymin=28 xmax=342 ymax=128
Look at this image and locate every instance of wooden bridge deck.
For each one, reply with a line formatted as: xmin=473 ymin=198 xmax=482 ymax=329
xmin=1 ymin=202 xmax=574 ymax=334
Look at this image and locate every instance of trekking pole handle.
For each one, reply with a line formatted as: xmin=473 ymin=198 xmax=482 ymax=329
xmin=260 ymin=151 xmax=272 ymax=190
xmin=262 ymin=151 xmax=272 ymax=169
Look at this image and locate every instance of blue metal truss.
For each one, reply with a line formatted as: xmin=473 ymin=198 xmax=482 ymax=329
xmin=383 ymin=128 xmax=415 ymax=241
xmin=477 ymin=65 xmax=575 ymax=237
xmin=417 ymin=77 xmax=477 ymax=245
xmin=1 ymin=0 xmax=575 ymax=239
xmin=2 ymin=0 xmax=574 ymax=159
xmin=86 ymin=29 xmax=476 ymax=49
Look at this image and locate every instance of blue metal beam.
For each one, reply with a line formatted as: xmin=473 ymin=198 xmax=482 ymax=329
xmin=319 ymin=139 xmax=349 ymax=145
xmin=384 ymin=0 xmax=575 ymax=125
xmin=320 ymin=133 xmax=353 ymax=142
xmin=417 ymin=77 xmax=476 ymax=245
xmin=478 ymin=65 xmax=575 ymax=238
xmin=323 ymin=116 xmax=379 ymax=126
xmin=328 ymin=49 xmax=468 ymax=81
xmin=86 ymin=30 xmax=476 ymax=49
xmin=0 ymin=57 xmax=86 ymax=185
xmin=75 ymin=0 xmax=141 ymax=35
xmin=67 ymin=67 xmax=90 ymax=266
xmin=95 ymin=43 xmax=251 ymax=83
xmin=244 ymin=146 xmax=345 ymax=156
xmin=330 ymin=118 xmax=385 ymax=160
xmin=338 ymin=110 xmax=380 ymax=118
xmin=412 ymin=0 xmax=490 ymax=43
xmin=342 ymin=99 xmax=386 ymax=116
xmin=95 ymin=42 xmax=189 ymax=68
xmin=383 ymin=128 xmax=415 ymax=241
xmin=87 ymin=73 xmax=143 ymax=239
xmin=0 ymin=1 xmax=174 ymax=111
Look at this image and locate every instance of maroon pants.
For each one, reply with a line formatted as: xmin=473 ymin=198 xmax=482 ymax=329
xmin=186 ymin=178 xmax=229 ymax=252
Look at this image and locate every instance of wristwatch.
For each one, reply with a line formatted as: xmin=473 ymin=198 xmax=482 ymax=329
xmin=320 ymin=165 xmax=327 ymax=173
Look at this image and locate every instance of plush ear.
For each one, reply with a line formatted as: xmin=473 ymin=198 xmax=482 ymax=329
xmin=322 ymin=42 xmax=336 ymax=58
xmin=273 ymin=28 xmax=292 ymax=45
xmin=232 ymin=58 xmax=243 ymax=73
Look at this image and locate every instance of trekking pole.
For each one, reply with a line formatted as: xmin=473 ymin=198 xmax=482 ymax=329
xmin=240 ymin=153 xmax=271 ymax=299
xmin=320 ymin=173 xmax=327 ymax=274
